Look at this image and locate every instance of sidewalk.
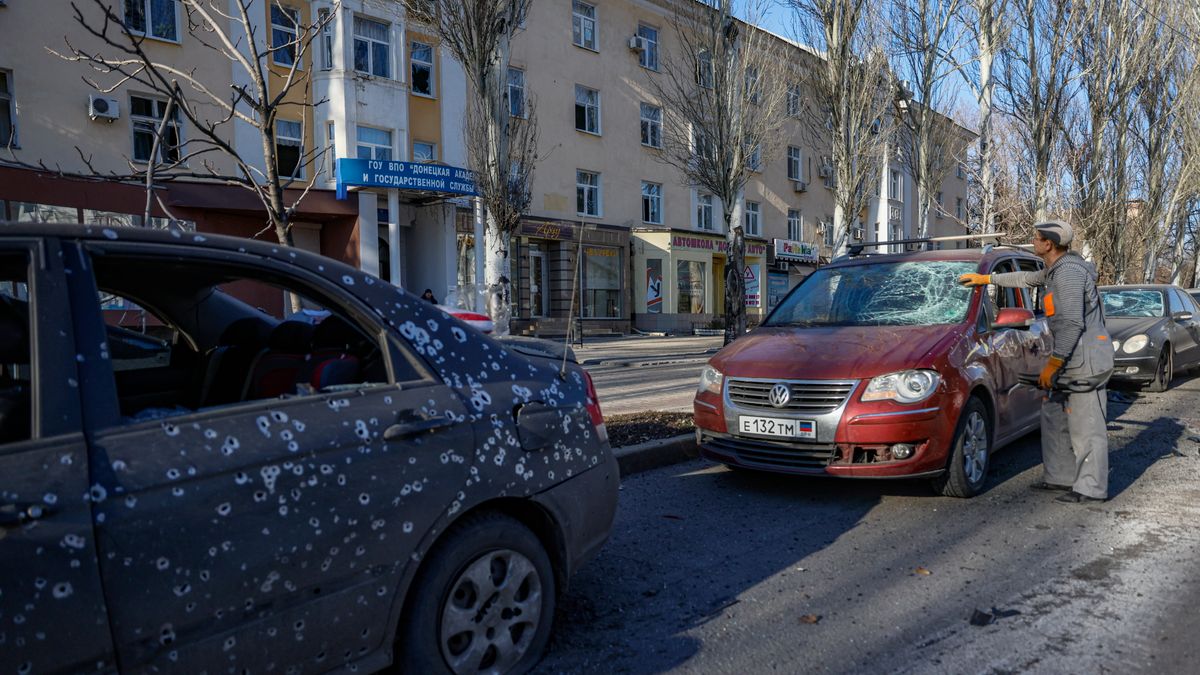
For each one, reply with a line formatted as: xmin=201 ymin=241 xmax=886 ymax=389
xmin=573 ymin=334 xmax=723 ymax=366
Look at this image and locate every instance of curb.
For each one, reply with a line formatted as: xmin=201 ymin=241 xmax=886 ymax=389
xmin=579 ymin=348 xmax=720 ymax=367
xmin=613 ymin=433 xmax=698 ymax=477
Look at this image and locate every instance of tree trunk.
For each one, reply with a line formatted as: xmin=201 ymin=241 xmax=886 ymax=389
xmin=724 ymin=217 xmax=746 ymax=346
xmin=484 ymin=215 xmax=512 ymax=336
xmin=977 ymin=0 xmax=996 ymax=233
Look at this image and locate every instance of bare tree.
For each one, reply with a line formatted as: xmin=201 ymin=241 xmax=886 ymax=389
xmin=56 ymin=0 xmax=334 ymax=259
xmin=789 ymin=0 xmax=894 ymax=257
xmin=401 ymin=0 xmax=533 ymax=335
xmin=1064 ymin=0 xmax=1160 ymax=283
xmin=649 ymin=0 xmax=788 ymax=344
xmin=996 ymin=0 xmax=1079 ymax=221
xmin=957 ymin=0 xmax=1011 ymax=233
xmin=889 ymin=0 xmax=971 ymax=238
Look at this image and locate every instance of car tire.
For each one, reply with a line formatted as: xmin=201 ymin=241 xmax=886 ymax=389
xmin=932 ymin=397 xmax=991 ymax=498
xmin=394 ymin=512 xmax=556 ymax=675
xmin=1148 ymin=349 xmax=1172 ymax=393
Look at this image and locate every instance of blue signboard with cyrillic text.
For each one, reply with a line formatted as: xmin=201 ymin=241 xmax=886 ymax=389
xmin=335 ymin=158 xmax=477 ymax=199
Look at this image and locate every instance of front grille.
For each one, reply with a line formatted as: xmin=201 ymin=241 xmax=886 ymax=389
xmin=704 ymin=435 xmax=836 ymax=471
xmin=727 ymin=379 xmax=856 ymax=413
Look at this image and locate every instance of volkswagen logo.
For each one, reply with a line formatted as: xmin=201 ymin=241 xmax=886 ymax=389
xmin=768 ymin=383 xmax=791 ymax=408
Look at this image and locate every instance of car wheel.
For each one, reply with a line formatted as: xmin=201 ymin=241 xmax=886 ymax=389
xmin=395 ymin=512 xmax=556 ymax=675
xmin=932 ymin=397 xmax=991 ymax=498
xmin=1148 ymin=349 xmax=1172 ymax=393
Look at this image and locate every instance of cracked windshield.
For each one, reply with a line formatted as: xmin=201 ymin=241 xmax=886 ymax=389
xmin=1101 ymin=289 xmax=1166 ymax=317
xmin=765 ymin=261 xmax=977 ymax=327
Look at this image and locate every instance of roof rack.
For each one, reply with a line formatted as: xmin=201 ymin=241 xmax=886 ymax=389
xmin=844 ymin=232 xmax=1008 ymax=257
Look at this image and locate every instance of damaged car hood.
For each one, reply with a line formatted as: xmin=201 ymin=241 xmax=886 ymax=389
xmin=711 ymin=325 xmax=963 ymax=380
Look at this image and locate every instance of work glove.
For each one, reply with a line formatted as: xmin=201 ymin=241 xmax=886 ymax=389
xmin=958 ymin=273 xmax=991 ymax=287
xmin=1038 ymin=356 xmax=1065 ymax=390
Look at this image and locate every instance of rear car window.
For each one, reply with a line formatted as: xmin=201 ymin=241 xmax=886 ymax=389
xmin=765 ymin=261 xmax=976 ymax=327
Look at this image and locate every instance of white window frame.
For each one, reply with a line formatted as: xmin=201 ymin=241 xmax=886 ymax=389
xmin=956 ymin=197 xmax=964 ymax=221
xmin=823 ymin=219 xmax=834 ymax=247
xmin=786 ymin=83 xmax=801 ymax=117
xmin=508 ymin=67 xmax=526 ymax=118
xmin=641 ymin=181 xmax=662 ymax=224
xmin=787 ymin=209 xmax=802 ymax=241
xmin=745 ymin=138 xmax=761 ymax=172
xmin=696 ymin=50 xmax=713 ymax=89
xmin=890 ymin=170 xmax=902 ymax=202
xmin=275 ymin=119 xmax=304 ymax=179
xmin=271 ymin=5 xmax=300 ymax=67
xmin=130 ymin=94 xmax=182 ymax=164
xmin=0 ymin=69 xmax=16 ymax=148
xmin=577 ymin=170 xmax=601 ymax=217
xmin=413 ymin=140 xmax=437 ymax=162
xmin=325 ymin=121 xmax=336 ymax=179
xmin=957 ymin=161 xmax=965 ymax=179
xmin=696 ymin=192 xmax=714 ymax=231
xmin=637 ymin=24 xmax=658 ymax=70
xmin=640 ymin=103 xmax=662 ymax=148
xmin=124 ymin=0 xmax=180 ymax=43
xmin=572 ymin=1 xmax=598 ymax=51
xmin=575 ymin=85 xmax=601 ymax=135
xmin=744 ymin=67 xmax=759 ymax=104
xmin=410 ymin=40 xmax=435 ymax=95
xmin=787 ymin=146 xmax=802 ymax=181
xmin=744 ymin=201 xmax=761 ymax=236
xmin=355 ymin=125 xmax=392 ymax=161
xmin=319 ymin=8 xmax=334 ymax=70
xmin=353 ymin=16 xmax=392 ymax=78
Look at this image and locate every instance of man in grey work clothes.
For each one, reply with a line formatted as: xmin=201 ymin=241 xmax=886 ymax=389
xmin=959 ymin=220 xmax=1114 ymax=503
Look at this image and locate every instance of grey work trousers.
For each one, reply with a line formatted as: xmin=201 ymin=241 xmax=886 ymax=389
xmin=1040 ymin=388 xmax=1109 ymax=499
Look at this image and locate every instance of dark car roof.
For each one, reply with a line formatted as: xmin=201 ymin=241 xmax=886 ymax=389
xmin=825 ymin=245 xmax=1039 ymax=269
xmin=0 ymin=222 xmax=347 ymax=275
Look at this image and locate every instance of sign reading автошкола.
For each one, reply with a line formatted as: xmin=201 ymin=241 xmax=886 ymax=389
xmin=335 ymin=158 xmax=477 ymax=199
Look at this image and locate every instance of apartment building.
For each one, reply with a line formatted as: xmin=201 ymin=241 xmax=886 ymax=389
xmin=490 ymin=0 xmax=970 ymax=334
xmin=0 ymin=0 xmax=470 ymax=312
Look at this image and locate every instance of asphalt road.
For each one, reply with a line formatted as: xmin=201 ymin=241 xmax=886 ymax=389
xmin=534 ymin=376 xmax=1200 ymax=674
xmin=588 ymin=360 xmax=709 ymax=416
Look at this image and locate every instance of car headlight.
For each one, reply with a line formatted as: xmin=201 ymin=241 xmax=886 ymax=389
xmin=862 ymin=369 xmax=941 ymax=404
xmin=698 ymin=365 xmax=724 ymax=395
xmin=1122 ymin=335 xmax=1149 ymax=354
xmin=1112 ymin=340 xmax=1121 ymax=352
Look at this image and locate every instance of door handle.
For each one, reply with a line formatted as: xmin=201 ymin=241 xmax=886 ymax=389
xmin=384 ymin=414 xmax=455 ymax=440
xmin=0 ymin=502 xmax=55 ymax=527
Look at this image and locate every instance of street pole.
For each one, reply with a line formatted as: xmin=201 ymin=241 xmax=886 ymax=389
xmin=473 ymin=195 xmax=486 ymax=312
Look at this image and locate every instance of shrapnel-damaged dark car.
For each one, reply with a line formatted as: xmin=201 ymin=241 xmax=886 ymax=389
xmin=1100 ymin=284 xmax=1200 ymax=392
xmin=0 ymin=224 xmax=618 ymax=674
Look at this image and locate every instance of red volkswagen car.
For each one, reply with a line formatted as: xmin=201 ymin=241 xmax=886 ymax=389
xmin=694 ymin=246 xmax=1051 ymax=497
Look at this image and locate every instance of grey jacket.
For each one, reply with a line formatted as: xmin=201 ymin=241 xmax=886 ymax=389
xmin=990 ymin=253 xmax=1114 ymax=383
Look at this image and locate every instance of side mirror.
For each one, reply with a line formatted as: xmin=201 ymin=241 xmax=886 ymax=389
xmin=993 ymin=307 xmax=1035 ymax=330
xmin=1173 ymin=311 xmax=1193 ymax=322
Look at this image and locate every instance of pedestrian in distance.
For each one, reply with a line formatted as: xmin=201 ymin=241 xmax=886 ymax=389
xmin=421 ymin=288 xmax=438 ymax=304
xmin=958 ymin=220 xmax=1114 ymax=503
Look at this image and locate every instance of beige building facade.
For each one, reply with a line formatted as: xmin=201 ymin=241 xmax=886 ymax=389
xmin=499 ymin=0 xmax=971 ymax=334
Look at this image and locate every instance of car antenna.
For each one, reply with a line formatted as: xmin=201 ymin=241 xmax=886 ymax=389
xmin=560 ymin=219 xmax=588 ymax=379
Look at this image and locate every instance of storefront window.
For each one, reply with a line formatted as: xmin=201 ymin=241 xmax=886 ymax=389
xmin=456 ymin=233 xmax=477 ymax=310
xmin=582 ymin=246 xmax=621 ymax=318
xmin=12 ymin=202 xmax=79 ymax=223
xmin=677 ymin=260 xmax=706 ymax=314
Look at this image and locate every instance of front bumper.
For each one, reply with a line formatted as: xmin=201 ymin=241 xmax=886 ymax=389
xmin=1109 ymin=353 xmax=1160 ymax=382
xmin=695 ymin=377 xmax=959 ymax=478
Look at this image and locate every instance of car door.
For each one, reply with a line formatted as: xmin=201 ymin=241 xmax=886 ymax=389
xmin=1013 ymin=257 xmax=1051 ymax=424
xmin=1167 ymin=288 xmax=1199 ymax=367
xmin=977 ymin=258 xmax=1035 ymax=436
xmin=65 ymin=241 xmax=475 ymax=673
xmin=0 ymin=238 xmax=116 ymax=674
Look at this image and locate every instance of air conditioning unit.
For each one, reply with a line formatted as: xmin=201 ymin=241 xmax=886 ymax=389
xmin=88 ymin=95 xmax=120 ymax=122
xmin=818 ymin=162 xmax=832 ymax=179
xmin=629 ymin=36 xmax=648 ymax=52
xmin=775 ymin=260 xmax=790 ymax=272
xmin=792 ymin=180 xmax=808 ymax=193
xmin=852 ymin=227 xmax=865 ymax=241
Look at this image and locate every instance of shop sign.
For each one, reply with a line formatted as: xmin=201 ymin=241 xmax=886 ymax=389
xmin=521 ymin=220 xmax=570 ymax=240
xmin=335 ymin=158 xmax=477 ymax=199
xmin=744 ymin=264 xmax=761 ymax=308
xmin=646 ymin=260 xmax=663 ymax=313
xmin=584 ymin=246 xmax=618 ymax=257
xmin=774 ymin=238 xmax=818 ymax=263
xmin=671 ymin=234 xmax=767 ymax=257
xmin=767 ymin=272 xmax=791 ymax=310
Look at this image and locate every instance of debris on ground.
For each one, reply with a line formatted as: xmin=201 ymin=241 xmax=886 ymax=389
xmin=969 ymin=607 xmax=1022 ymax=626
xmin=1108 ymin=391 xmax=1135 ymax=404
xmin=605 ymin=411 xmax=693 ymax=448
xmin=799 ymin=614 xmax=822 ymax=625
xmin=914 ymin=567 xmax=933 ymax=576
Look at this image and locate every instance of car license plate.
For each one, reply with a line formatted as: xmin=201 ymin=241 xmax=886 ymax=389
xmin=738 ymin=416 xmax=817 ymax=440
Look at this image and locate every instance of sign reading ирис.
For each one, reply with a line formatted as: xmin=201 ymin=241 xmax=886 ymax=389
xmin=335 ymin=158 xmax=478 ymax=199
